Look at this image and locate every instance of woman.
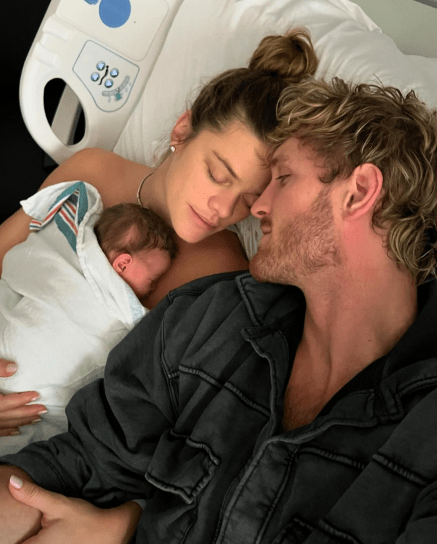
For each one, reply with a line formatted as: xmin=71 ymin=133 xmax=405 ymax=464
xmin=0 ymin=29 xmax=318 ymax=544
xmin=0 ymin=29 xmax=317 ymax=441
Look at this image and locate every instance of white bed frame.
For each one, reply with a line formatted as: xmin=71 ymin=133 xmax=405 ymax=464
xmin=20 ymin=0 xmax=183 ymax=164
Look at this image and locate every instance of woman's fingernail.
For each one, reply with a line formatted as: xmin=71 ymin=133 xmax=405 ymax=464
xmin=10 ymin=475 xmax=23 ymax=489
xmin=10 ymin=430 xmax=21 ymax=436
xmin=6 ymin=363 xmax=17 ymax=374
xmin=30 ymin=394 xmax=40 ymax=402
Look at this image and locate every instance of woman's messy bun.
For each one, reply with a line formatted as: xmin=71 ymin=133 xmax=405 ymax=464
xmin=189 ymin=28 xmax=318 ymax=143
xmin=249 ymin=28 xmax=318 ymax=84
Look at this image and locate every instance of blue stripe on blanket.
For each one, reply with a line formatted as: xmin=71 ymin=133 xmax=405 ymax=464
xmin=30 ymin=182 xmax=89 ymax=253
xmin=54 ymin=182 xmax=89 ymax=252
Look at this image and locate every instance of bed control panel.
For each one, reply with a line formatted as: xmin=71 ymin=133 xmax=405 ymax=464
xmin=19 ymin=0 xmax=184 ymax=164
xmin=73 ymin=41 xmax=139 ymax=112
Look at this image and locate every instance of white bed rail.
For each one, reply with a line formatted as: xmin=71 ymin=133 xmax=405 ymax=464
xmin=20 ymin=0 xmax=184 ymax=164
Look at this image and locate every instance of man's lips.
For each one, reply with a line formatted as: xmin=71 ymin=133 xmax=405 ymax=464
xmin=260 ymin=219 xmax=272 ymax=235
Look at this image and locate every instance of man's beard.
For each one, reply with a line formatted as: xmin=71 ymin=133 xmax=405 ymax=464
xmin=250 ymin=184 xmax=341 ymax=286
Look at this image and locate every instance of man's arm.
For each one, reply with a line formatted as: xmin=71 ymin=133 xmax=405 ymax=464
xmin=0 ymin=295 xmax=172 ymax=542
xmin=0 ymin=294 xmax=175 ymax=506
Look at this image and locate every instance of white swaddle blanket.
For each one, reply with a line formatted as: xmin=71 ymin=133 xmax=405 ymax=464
xmin=0 ymin=181 xmax=147 ymax=454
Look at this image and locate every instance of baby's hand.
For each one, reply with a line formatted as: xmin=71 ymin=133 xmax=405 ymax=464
xmin=0 ymin=360 xmax=47 ymax=437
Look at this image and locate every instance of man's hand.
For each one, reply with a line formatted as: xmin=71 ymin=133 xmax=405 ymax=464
xmin=7 ymin=476 xmax=143 ymax=544
xmin=0 ymin=360 xmax=47 ymax=436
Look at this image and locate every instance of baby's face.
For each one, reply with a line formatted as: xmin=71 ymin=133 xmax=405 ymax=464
xmin=126 ymin=248 xmax=172 ymax=298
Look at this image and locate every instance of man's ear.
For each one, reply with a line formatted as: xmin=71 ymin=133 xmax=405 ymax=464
xmin=112 ymin=253 xmax=132 ymax=275
xmin=170 ymin=110 xmax=193 ymax=146
xmin=343 ymin=163 xmax=383 ymax=221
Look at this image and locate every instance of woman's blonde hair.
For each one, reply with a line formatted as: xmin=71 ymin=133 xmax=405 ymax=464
xmin=270 ymin=77 xmax=437 ymax=285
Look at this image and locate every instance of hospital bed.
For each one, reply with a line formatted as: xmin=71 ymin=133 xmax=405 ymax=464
xmin=20 ymin=0 xmax=437 ymax=169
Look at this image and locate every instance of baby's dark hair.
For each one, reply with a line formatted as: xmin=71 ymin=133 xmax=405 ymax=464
xmin=94 ymin=203 xmax=178 ymax=260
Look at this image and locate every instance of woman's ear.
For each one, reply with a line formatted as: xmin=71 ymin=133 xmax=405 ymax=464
xmin=343 ymin=163 xmax=383 ymax=221
xmin=112 ymin=253 xmax=132 ymax=275
xmin=171 ymin=110 xmax=193 ymax=145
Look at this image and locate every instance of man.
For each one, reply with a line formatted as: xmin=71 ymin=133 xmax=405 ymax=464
xmin=1 ymin=78 xmax=437 ymax=543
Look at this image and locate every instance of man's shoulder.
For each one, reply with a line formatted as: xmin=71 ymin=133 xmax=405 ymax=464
xmin=161 ymin=271 xmax=303 ymax=334
xmin=168 ymin=270 xmax=244 ymax=300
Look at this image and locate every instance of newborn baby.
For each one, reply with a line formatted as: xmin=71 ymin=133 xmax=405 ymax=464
xmin=0 ymin=181 xmax=177 ymax=454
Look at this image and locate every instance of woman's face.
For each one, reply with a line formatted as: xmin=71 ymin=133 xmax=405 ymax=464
xmin=164 ymin=121 xmax=271 ymax=244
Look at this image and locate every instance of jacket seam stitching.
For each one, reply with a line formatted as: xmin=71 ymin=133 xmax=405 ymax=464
xmin=168 ymin=430 xmax=221 ymax=466
xmin=373 ymin=452 xmax=430 ymax=486
xmin=318 ymin=519 xmax=363 ymax=543
xmin=398 ymin=376 xmax=437 ymax=396
xmin=179 ymin=365 xmax=270 ymax=418
xmin=300 ymin=445 xmax=367 ymax=470
xmin=161 ymin=304 xmax=179 ymax=417
xmin=254 ymin=452 xmax=295 ymax=544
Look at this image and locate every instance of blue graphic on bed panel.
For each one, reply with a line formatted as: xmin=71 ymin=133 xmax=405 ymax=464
xmin=83 ymin=0 xmax=131 ymax=28
xmin=29 ymin=182 xmax=89 ymax=253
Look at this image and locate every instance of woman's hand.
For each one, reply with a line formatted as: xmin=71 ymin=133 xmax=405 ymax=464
xmin=0 ymin=360 xmax=47 ymax=437
xmin=7 ymin=476 xmax=143 ymax=544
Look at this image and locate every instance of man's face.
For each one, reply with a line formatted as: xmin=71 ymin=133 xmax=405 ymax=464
xmin=250 ymin=137 xmax=341 ymax=287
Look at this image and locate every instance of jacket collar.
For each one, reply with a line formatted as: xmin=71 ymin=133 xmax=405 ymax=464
xmin=237 ymin=273 xmax=437 ymax=435
xmin=236 ymin=272 xmax=304 ymax=329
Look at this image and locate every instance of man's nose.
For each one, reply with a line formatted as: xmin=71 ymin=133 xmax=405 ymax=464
xmin=251 ymin=183 xmax=273 ymax=218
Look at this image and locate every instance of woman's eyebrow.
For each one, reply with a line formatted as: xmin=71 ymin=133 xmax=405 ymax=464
xmin=213 ymin=151 xmax=240 ymax=180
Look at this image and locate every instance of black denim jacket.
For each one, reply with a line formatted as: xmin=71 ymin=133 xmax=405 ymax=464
xmin=3 ymin=273 xmax=437 ymax=543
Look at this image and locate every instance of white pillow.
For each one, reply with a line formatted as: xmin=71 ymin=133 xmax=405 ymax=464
xmin=114 ymin=0 xmax=437 ymax=165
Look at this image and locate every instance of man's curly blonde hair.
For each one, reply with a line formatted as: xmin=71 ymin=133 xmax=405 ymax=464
xmin=269 ymin=77 xmax=437 ymax=285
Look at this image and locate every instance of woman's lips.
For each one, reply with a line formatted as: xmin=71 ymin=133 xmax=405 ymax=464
xmin=190 ymin=206 xmax=218 ymax=229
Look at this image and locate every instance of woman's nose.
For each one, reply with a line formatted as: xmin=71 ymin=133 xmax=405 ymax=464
xmin=209 ymin=193 xmax=238 ymax=219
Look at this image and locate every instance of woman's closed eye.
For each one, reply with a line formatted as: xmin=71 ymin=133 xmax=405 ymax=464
xmin=207 ymin=167 xmax=227 ymax=185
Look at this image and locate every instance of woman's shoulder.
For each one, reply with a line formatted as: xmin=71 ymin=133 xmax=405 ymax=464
xmin=42 ymin=148 xmax=149 ymax=208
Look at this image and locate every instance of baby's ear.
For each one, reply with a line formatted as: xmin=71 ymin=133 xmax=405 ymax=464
xmin=112 ymin=253 xmax=132 ymax=274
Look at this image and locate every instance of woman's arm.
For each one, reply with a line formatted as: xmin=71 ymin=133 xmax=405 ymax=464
xmin=0 ymin=465 xmax=41 ymax=544
xmin=0 ymin=467 xmax=142 ymax=544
